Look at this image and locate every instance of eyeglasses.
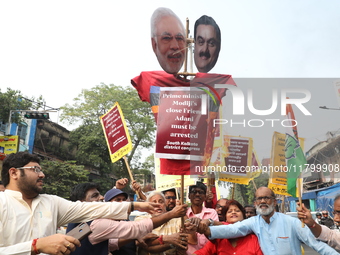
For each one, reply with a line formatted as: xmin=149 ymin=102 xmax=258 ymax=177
xmin=190 ymin=189 xmax=205 ymax=195
xmin=255 ymin=196 xmax=274 ymax=202
xmin=216 ymin=204 xmax=224 ymax=209
xmin=332 ymin=211 xmax=340 ymax=216
xmin=165 ymin=196 xmax=176 ymax=200
xmin=322 ymin=213 xmax=328 ymax=215
xmin=17 ymin=166 xmax=43 ymax=174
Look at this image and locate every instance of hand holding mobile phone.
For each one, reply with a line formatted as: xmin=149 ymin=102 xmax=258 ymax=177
xmin=66 ymin=222 xmax=92 ymax=241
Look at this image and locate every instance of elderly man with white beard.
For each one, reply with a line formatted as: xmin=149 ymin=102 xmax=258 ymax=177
xmin=189 ymin=187 xmax=338 ymax=255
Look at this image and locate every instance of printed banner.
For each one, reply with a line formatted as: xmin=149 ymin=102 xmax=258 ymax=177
xmin=155 ymin=87 xmax=209 ymax=161
xmin=250 ymin=150 xmax=262 ymax=179
xmin=218 ymin=136 xmax=254 ymax=185
xmin=131 ymin=71 xmax=234 ymax=175
xmin=0 ymin=135 xmax=19 ymax=155
xmin=270 ymin=132 xmax=287 ymax=185
xmin=154 ymin=157 xmax=197 ymax=190
xmin=100 ymin=102 xmax=133 ymax=163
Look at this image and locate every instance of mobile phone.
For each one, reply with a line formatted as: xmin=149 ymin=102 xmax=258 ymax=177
xmin=66 ymin=222 xmax=92 ymax=241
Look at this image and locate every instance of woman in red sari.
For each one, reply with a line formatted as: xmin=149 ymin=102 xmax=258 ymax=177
xmin=193 ymin=199 xmax=263 ymax=255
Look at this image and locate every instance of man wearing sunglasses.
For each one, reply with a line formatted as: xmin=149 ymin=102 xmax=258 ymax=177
xmin=0 ymin=152 xmax=160 ymax=255
xmin=194 ymin=186 xmax=338 ymax=254
xmin=298 ymin=194 xmax=340 ymax=251
xmin=186 ymin=182 xmax=218 ymax=254
xmin=320 ymin=211 xmax=335 ymax=229
xmin=215 ymin=198 xmax=228 ymax=222
xmin=162 ymin=188 xmax=177 ymax=211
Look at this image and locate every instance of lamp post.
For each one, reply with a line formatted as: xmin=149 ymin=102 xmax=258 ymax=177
xmin=6 ymin=110 xmax=17 ymax=135
xmin=319 ymin=106 xmax=340 ymax=110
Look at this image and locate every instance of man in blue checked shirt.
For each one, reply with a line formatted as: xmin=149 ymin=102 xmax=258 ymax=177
xmin=190 ymin=187 xmax=338 ymax=255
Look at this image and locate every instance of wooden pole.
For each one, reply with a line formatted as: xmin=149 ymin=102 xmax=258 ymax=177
xmin=181 ymin=174 xmax=185 ymax=228
xmin=177 ymin=72 xmax=196 ymax=77
xmin=207 ymin=172 xmax=212 ymax=192
xmin=207 ymin=172 xmax=216 ymax=204
xmin=297 ymin=178 xmax=305 ymax=227
xmin=231 ymin=183 xmax=235 ymax=200
xmin=180 ymin=17 xmax=191 ymax=228
xmin=123 ymin=156 xmax=140 ymax=199
xmin=251 ymin=179 xmax=257 ymax=190
xmin=176 ymin=18 xmax=196 ymax=79
xmin=281 ymin=195 xmax=285 ymax=213
xmin=183 ymin=18 xmax=189 ymax=73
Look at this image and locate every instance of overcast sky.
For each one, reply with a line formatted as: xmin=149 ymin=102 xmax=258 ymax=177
xmin=1 ymin=0 xmax=340 ymax=161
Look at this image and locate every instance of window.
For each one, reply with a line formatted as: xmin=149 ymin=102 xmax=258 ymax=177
xmin=0 ymin=120 xmax=7 ymax=133
xmin=17 ymin=123 xmax=28 ymax=142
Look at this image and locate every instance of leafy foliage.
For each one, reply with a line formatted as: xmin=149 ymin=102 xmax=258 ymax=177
xmin=40 ymin=160 xmax=89 ymax=199
xmin=228 ymin=173 xmax=269 ymax=205
xmin=0 ymin=88 xmax=44 ymax=125
xmin=60 ymin=84 xmax=156 ymax=189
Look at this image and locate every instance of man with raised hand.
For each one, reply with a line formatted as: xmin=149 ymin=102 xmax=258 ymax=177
xmin=298 ymin=195 xmax=340 ymax=251
xmin=67 ymin=184 xmax=188 ymax=255
xmin=192 ymin=187 xmax=338 ymax=255
xmin=186 ymin=182 xmax=218 ymax=254
xmin=162 ymin=188 xmax=177 ymax=212
xmin=0 ymin=152 xmax=158 ymax=255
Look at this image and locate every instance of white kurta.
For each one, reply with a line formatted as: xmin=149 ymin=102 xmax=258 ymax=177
xmin=0 ymin=189 xmax=130 ymax=255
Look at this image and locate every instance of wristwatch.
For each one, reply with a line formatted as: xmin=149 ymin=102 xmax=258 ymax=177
xmin=208 ymin=218 xmax=214 ymax=226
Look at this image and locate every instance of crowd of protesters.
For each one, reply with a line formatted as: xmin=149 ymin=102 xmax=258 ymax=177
xmin=1 ymin=151 xmax=340 ymax=255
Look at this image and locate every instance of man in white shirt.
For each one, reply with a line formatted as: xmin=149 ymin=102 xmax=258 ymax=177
xmin=0 ymin=180 xmax=5 ymax=191
xmin=0 ymin=152 xmax=158 ymax=255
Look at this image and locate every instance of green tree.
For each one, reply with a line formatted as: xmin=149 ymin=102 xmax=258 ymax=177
xmin=0 ymin=88 xmax=44 ymax=125
xmin=60 ymin=84 xmax=156 ymax=190
xmin=40 ymin=160 xmax=89 ymax=199
xmin=228 ymin=173 xmax=269 ymax=205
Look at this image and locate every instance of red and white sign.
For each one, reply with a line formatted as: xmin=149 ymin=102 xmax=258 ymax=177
xmin=100 ymin=102 xmax=132 ymax=163
xmin=155 ymin=87 xmax=209 ymax=161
